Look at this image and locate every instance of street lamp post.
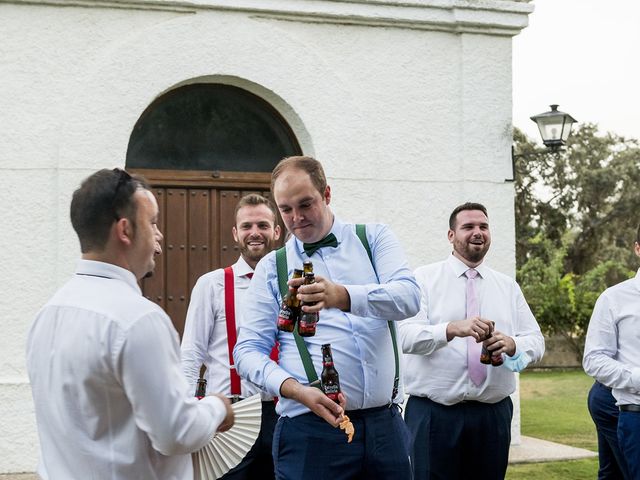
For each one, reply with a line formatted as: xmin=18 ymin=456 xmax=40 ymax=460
xmin=508 ymin=104 xmax=577 ymax=182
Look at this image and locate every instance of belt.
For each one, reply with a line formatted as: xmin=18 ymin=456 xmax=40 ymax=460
xmin=619 ymin=404 xmax=640 ymax=413
xmin=345 ymin=404 xmax=395 ymax=418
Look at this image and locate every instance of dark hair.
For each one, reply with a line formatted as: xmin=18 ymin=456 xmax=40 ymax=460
xmin=637 ymin=224 xmax=640 ymax=244
xmin=70 ymin=168 xmax=149 ymax=253
xmin=449 ymin=202 xmax=489 ymax=229
xmin=271 ymin=156 xmax=327 ymax=197
xmin=234 ymin=193 xmax=277 ymax=223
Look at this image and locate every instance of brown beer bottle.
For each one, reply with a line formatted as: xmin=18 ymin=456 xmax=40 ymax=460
xmin=489 ymin=321 xmax=504 ymax=366
xmin=277 ymin=268 xmax=304 ymax=332
xmin=480 ymin=343 xmax=492 ymax=365
xmin=321 ymin=344 xmax=341 ymax=403
xmin=491 ymin=352 xmax=504 ymax=367
xmin=298 ymin=272 xmax=319 ymax=337
xmin=480 ymin=321 xmax=493 ymax=365
xmin=480 ymin=321 xmax=504 ymax=366
xmin=303 ymin=260 xmax=313 ymax=276
xmin=195 ymin=378 xmax=207 ymax=400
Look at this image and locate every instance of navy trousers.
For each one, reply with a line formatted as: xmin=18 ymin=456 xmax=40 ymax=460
xmin=405 ymin=395 xmax=513 ymax=480
xmin=618 ymin=409 xmax=640 ymax=480
xmin=272 ymin=404 xmax=412 ymax=480
xmin=222 ymin=401 xmax=277 ymax=480
xmin=588 ymin=381 xmax=629 ymax=480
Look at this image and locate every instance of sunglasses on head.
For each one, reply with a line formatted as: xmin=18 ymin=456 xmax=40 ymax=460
xmin=112 ymin=168 xmax=133 ymax=220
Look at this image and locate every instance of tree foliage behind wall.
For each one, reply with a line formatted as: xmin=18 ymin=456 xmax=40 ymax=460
xmin=514 ymin=124 xmax=640 ymax=362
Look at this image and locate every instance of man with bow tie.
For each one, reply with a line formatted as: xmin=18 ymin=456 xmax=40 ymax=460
xmin=234 ymin=156 xmax=421 ymax=479
xmin=398 ymin=202 xmax=545 ymax=480
xmin=181 ymin=193 xmax=281 ymax=479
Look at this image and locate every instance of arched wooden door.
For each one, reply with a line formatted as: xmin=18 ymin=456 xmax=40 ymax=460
xmin=126 ymin=84 xmax=301 ymax=337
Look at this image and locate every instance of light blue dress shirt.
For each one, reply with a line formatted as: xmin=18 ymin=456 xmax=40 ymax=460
xmin=234 ymin=217 xmax=421 ymax=418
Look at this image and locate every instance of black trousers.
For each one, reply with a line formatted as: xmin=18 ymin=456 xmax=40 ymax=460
xmin=222 ymin=400 xmax=278 ymax=480
xmin=405 ymin=395 xmax=513 ymax=480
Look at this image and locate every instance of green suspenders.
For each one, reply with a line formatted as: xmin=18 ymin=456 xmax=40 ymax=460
xmin=275 ymin=224 xmax=400 ymax=402
xmin=276 ymin=246 xmax=320 ymax=387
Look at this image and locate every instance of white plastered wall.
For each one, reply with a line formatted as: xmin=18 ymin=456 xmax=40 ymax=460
xmin=0 ymin=0 xmax=531 ymax=472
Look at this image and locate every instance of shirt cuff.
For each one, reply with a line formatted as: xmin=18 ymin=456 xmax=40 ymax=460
xmin=631 ymin=367 xmax=640 ymax=391
xmin=344 ymin=284 xmax=367 ymax=317
xmin=200 ymin=395 xmax=227 ymax=439
xmin=433 ymin=323 xmax=449 ymax=347
xmin=266 ymin=367 xmax=297 ymax=398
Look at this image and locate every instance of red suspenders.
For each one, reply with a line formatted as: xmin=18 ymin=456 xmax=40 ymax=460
xmin=223 ymin=267 xmax=242 ymax=397
xmin=223 ymin=266 xmax=279 ymax=399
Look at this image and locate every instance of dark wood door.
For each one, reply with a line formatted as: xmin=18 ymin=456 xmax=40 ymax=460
xmin=133 ymin=169 xmax=284 ymax=337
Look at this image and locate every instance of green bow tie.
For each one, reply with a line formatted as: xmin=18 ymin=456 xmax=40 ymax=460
xmin=303 ymin=233 xmax=338 ymax=256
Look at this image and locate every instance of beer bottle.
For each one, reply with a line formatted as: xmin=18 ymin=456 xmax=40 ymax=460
xmin=480 ymin=321 xmax=493 ymax=365
xmin=303 ymin=260 xmax=313 ymax=275
xmin=479 ymin=321 xmax=504 ymax=366
xmin=489 ymin=321 xmax=504 ymax=366
xmin=195 ymin=378 xmax=207 ymax=400
xmin=491 ymin=352 xmax=504 ymax=367
xmin=277 ymin=268 xmax=304 ymax=332
xmin=321 ymin=344 xmax=341 ymax=403
xmin=480 ymin=343 xmax=492 ymax=365
xmin=298 ymin=272 xmax=319 ymax=337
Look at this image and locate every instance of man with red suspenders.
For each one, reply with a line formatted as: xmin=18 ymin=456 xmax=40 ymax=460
xmin=181 ymin=193 xmax=281 ymax=479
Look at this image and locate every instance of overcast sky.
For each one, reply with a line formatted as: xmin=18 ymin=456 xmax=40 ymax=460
xmin=513 ymin=0 xmax=640 ymax=143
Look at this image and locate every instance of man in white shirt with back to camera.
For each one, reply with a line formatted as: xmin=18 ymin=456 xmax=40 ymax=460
xmin=26 ymin=168 xmax=234 ymax=480
xmin=181 ymin=193 xmax=281 ymax=479
xmin=399 ymin=202 xmax=545 ymax=480
xmin=583 ymin=225 xmax=640 ymax=480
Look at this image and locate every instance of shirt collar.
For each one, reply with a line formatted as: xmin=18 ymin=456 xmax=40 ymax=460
xmin=75 ymin=259 xmax=141 ymax=294
xmin=293 ymin=215 xmax=342 ymax=255
xmin=234 ymin=256 xmax=254 ymax=277
xmin=446 ymin=252 xmax=488 ymax=279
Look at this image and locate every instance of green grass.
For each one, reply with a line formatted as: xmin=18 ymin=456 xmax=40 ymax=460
xmin=505 ymin=369 xmax=599 ymax=479
xmin=507 ymin=458 xmax=599 ymax=479
xmin=519 ymin=369 xmax=597 ymax=450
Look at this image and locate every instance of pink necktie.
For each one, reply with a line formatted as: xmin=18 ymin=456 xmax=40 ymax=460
xmin=465 ymin=268 xmax=486 ymax=386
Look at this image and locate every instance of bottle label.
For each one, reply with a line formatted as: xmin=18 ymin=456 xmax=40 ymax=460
xmin=322 ymin=384 xmax=340 ymax=401
xmin=298 ymin=322 xmax=317 ymax=336
xmin=278 ymin=307 xmax=296 ymax=332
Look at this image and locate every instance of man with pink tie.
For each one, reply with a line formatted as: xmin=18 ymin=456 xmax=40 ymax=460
xmin=398 ymin=202 xmax=545 ymax=480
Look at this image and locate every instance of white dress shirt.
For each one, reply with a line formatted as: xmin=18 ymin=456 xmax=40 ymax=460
xmin=399 ymin=254 xmax=545 ymax=405
xmin=583 ymin=269 xmax=640 ymax=405
xmin=181 ymin=256 xmax=263 ymax=399
xmin=234 ymin=219 xmax=421 ymax=417
xmin=26 ymin=260 xmax=226 ymax=480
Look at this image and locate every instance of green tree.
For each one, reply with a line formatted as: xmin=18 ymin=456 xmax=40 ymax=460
xmin=514 ymin=124 xmax=640 ymax=361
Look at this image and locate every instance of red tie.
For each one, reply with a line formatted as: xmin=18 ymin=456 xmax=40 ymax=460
xmin=247 ymin=273 xmax=253 ymax=279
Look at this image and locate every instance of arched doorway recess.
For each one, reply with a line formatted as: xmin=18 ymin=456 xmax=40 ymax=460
xmin=126 ymin=83 xmax=302 ymax=336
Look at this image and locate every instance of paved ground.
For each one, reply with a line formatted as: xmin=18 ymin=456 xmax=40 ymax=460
xmin=510 ymin=435 xmax=597 ymax=464
xmin=0 ymin=436 xmax=597 ymax=478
